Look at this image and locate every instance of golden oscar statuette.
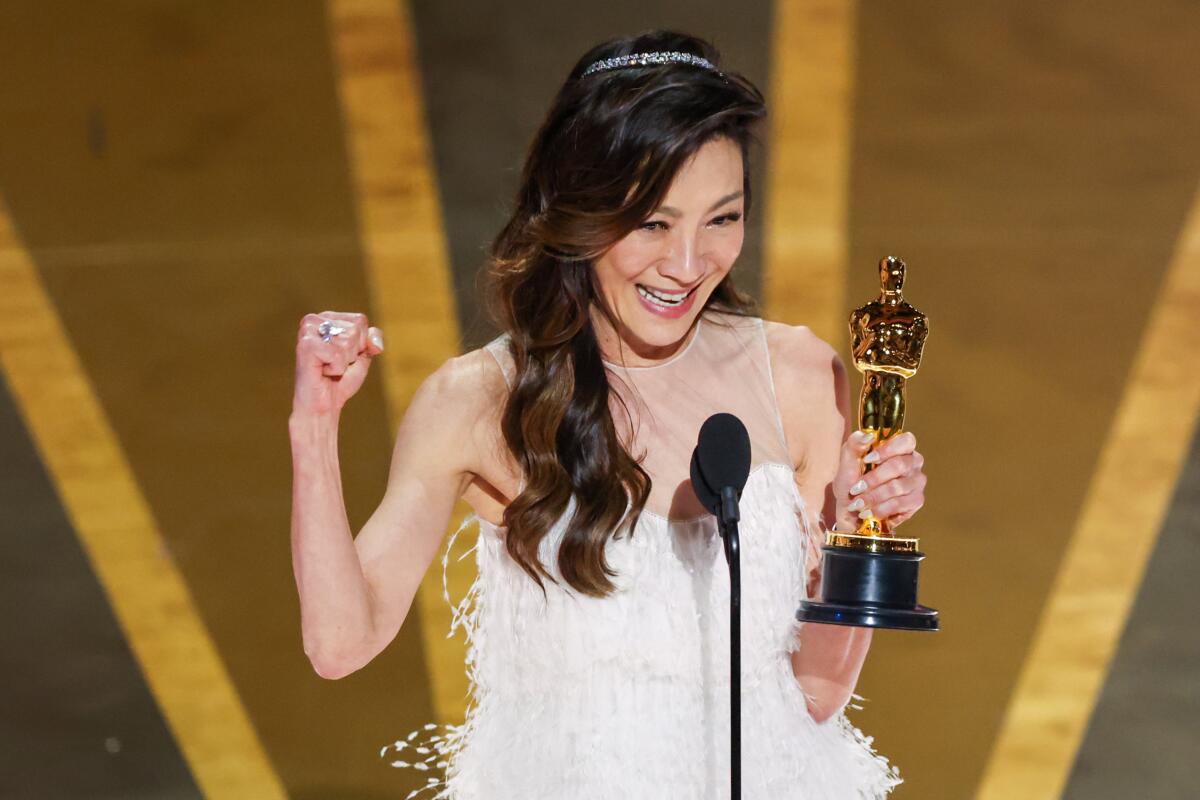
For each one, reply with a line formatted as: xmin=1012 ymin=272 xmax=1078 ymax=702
xmin=797 ymin=256 xmax=939 ymax=631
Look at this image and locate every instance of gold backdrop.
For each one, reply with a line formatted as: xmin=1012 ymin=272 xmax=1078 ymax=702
xmin=1 ymin=1 xmax=1198 ymax=798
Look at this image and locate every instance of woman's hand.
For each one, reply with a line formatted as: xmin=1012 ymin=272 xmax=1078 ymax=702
xmin=293 ymin=311 xmax=385 ymax=417
xmin=831 ymin=430 xmax=926 ymax=531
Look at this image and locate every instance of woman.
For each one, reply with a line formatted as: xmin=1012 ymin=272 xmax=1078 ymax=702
xmin=290 ymin=30 xmax=924 ymax=799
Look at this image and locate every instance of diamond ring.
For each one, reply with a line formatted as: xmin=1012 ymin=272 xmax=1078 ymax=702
xmin=318 ymin=320 xmax=348 ymax=343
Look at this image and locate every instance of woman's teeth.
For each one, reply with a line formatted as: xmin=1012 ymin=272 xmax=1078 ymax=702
xmin=637 ymin=284 xmax=690 ymax=307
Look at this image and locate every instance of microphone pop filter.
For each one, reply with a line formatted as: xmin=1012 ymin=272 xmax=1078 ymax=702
xmin=690 ymin=413 xmax=752 ymax=515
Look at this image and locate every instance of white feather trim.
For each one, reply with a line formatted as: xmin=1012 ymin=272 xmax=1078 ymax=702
xmin=384 ymin=464 xmax=901 ymax=799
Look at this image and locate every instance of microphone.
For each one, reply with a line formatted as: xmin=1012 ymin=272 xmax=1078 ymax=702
xmin=690 ymin=412 xmax=751 ymax=800
xmin=690 ymin=412 xmax=752 ymax=531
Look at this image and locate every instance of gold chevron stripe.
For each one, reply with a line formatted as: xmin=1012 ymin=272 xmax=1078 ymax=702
xmin=976 ymin=185 xmax=1200 ymax=798
xmin=763 ymin=0 xmax=857 ymax=340
xmin=0 ymin=203 xmax=286 ymax=798
xmin=325 ymin=0 xmax=472 ymax=723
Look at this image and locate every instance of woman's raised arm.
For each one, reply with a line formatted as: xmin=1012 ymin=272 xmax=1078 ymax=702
xmin=288 ymin=311 xmax=494 ymax=680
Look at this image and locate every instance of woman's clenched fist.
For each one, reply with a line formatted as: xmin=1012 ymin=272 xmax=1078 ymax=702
xmin=293 ymin=311 xmax=384 ymax=417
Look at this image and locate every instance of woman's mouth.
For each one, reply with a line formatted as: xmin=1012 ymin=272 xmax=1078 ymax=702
xmin=635 ymin=283 xmax=699 ymax=318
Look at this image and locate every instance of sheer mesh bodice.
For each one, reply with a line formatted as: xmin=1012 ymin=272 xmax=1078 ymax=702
xmin=387 ymin=310 xmax=900 ymax=799
xmin=598 ymin=310 xmax=793 ymax=521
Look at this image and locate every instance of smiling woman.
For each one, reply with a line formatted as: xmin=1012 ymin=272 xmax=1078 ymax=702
xmin=593 ymin=139 xmax=747 ymax=353
xmin=290 ymin=27 xmax=926 ymax=800
xmin=484 ymin=43 xmax=765 ymax=598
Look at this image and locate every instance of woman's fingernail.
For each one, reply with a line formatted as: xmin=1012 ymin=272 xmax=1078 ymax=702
xmin=850 ymin=479 xmax=867 ymax=495
xmin=863 ymin=451 xmax=880 ymax=464
xmin=858 ymin=508 xmax=874 ymax=519
xmin=370 ymin=330 xmax=384 ymax=351
xmin=847 ymin=497 xmax=865 ymax=512
xmin=854 ymin=430 xmax=874 ymax=444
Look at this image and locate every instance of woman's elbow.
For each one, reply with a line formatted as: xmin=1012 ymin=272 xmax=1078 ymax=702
xmin=798 ymin=676 xmax=852 ymax=724
xmin=805 ymin=692 xmax=849 ymax=724
xmin=310 ymin=655 xmax=360 ymax=680
xmin=301 ymin=603 xmax=400 ymax=680
xmin=304 ymin=638 xmax=375 ymax=680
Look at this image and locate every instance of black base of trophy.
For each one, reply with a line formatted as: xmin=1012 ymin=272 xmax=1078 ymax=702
xmin=797 ymin=544 xmax=939 ymax=632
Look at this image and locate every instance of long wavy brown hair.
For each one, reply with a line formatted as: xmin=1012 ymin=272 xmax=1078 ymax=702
xmin=485 ymin=30 xmax=767 ymax=598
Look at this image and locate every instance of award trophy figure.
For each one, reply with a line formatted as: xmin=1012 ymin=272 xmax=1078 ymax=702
xmin=797 ymin=256 xmax=939 ymax=631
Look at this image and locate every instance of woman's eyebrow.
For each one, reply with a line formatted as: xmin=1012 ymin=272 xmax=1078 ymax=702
xmin=656 ymin=190 xmax=745 ymax=218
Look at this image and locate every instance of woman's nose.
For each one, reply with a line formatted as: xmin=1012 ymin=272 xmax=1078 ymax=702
xmin=658 ymin=235 xmax=703 ymax=285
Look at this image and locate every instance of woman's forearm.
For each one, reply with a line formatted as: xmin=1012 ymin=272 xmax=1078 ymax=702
xmin=791 ymin=621 xmax=873 ymax=723
xmin=289 ymin=411 xmax=375 ymax=678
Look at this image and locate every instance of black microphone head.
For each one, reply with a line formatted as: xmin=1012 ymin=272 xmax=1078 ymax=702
xmin=690 ymin=448 xmax=716 ymax=512
xmin=690 ymin=412 xmax=752 ymax=514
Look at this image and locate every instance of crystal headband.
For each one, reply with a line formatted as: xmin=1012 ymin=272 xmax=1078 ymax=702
xmin=581 ymin=50 xmax=720 ymax=77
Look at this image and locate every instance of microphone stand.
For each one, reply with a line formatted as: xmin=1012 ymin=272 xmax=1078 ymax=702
xmin=691 ymin=413 xmax=751 ymax=800
xmin=718 ymin=485 xmax=741 ymax=800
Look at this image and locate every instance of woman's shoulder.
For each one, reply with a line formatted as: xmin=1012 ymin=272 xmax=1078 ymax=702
xmin=411 ymin=336 xmax=511 ymax=423
xmin=760 ymin=317 xmax=838 ymax=365
xmin=449 ymin=338 xmax=510 ymax=393
xmin=758 ymin=318 xmax=848 ymax=411
xmin=758 ymin=319 xmax=850 ymax=481
xmin=700 ymin=308 xmax=841 ymax=379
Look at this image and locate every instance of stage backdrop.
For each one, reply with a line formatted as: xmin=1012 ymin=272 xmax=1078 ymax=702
xmin=1 ymin=1 xmax=1198 ymax=798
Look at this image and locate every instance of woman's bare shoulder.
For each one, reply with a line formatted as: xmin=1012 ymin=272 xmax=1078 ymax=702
xmin=413 ymin=342 xmax=510 ymax=422
xmin=761 ymin=320 xmax=852 ymax=484
xmin=390 ymin=341 xmax=513 ymax=490
xmin=761 ymin=319 xmax=843 ymax=383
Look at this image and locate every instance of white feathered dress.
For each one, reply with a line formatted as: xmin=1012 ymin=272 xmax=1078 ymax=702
xmin=387 ymin=311 xmax=901 ymax=799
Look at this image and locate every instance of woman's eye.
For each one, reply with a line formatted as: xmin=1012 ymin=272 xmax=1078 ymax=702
xmin=640 ymin=220 xmax=668 ymax=231
xmin=710 ymin=212 xmax=742 ymax=226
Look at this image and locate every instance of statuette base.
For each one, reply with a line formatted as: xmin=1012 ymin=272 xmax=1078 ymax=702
xmin=797 ymin=543 xmax=940 ymax=631
xmin=796 ymin=599 xmax=940 ymax=631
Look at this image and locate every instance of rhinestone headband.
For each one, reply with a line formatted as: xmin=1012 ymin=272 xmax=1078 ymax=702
xmin=581 ymin=50 xmax=720 ymax=77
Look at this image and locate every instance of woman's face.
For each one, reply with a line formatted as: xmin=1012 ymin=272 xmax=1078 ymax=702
xmin=591 ymin=136 xmax=746 ymax=365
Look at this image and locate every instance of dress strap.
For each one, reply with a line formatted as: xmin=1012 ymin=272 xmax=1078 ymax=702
xmin=483 ymin=333 xmax=515 ymax=390
xmin=755 ymin=317 xmax=796 ymax=464
xmin=481 ymin=332 xmax=526 ymax=496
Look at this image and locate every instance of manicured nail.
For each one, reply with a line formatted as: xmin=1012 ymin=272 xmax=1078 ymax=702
xmin=370 ymin=330 xmax=384 ymax=351
xmin=854 ymin=430 xmax=874 ymax=444
xmin=850 ymin=479 xmax=867 ymax=495
xmin=863 ymin=451 xmax=880 ymax=464
xmin=847 ymin=498 xmax=865 ymax=512
xmin=858 ymin=508 xmax=874 ymax=519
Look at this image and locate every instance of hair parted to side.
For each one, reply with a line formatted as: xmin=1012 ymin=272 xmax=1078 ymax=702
xmin=485 ymin=30 xmax=767 ymax=598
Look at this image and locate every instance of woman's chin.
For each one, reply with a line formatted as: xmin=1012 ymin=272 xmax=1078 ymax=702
xmin=622 ymin=311 xmax=701 ymax=352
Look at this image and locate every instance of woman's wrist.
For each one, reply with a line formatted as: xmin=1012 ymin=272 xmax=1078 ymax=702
xmin=289 ymin=409 xmax=340 ymax=446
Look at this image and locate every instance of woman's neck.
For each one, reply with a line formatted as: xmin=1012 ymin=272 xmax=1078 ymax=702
xmin=590 ymin=307 xmax=703 ymax=368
